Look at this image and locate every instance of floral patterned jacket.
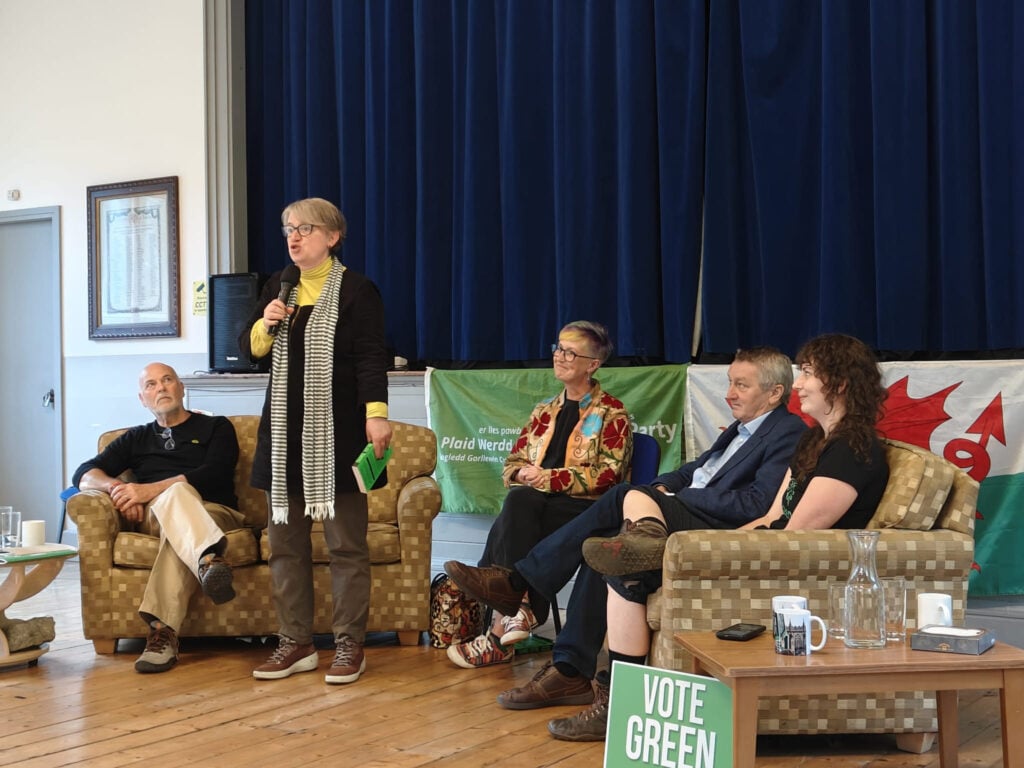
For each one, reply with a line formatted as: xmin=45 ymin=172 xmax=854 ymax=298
xmin=502 ymin=379 xmax=633 ymax=499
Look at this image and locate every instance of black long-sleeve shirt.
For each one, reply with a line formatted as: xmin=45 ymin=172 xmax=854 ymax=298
xmin=72 ymin=413 xmax=239 ymax=509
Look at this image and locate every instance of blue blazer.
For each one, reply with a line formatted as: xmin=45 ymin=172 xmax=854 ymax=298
xmin=650 ymin=405 xmax=806 ymax=526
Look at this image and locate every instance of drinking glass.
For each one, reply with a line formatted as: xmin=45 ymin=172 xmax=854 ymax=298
xmin=827 ymin=581 xmax=846 ymax=640
xmin=1 ymin=507 xmax=21 ymax=550
xmin=883 ymin=576 xmax=907 ymax=643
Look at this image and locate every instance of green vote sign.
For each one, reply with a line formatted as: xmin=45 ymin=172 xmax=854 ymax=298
xmin=604 ymin=662 xmax=732 ymax=768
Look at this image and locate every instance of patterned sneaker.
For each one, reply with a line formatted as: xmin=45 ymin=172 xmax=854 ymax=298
xmin=582 ymin=517 xmax=668 ymax=576
xmin=447 ymin=633 xmax=515 ymax=669
xmin=198 ymin=553 xmax=235 ymax=605
xmin=252 ymin=636 xmax=318 ymax=680
xmin=135 ymin=624 xmax=179 ymax=674
xmin=548 ymin=672 xmax=611 ymax=741
xmin=499 ymin=603 xmax=538 ymax=646
xmin=325 ymin=635 xmax=366 ymax=684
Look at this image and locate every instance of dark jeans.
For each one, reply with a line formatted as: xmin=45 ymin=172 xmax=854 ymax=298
xmin=514 ymin=484 xmax=632 ymax=679
xmin=478 ymin=486 xmax=591 ymax=625
xmin=516 ymin=482 xmax=731 ymax=679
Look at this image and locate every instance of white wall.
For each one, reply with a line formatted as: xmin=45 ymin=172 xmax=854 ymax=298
xmin=0 ymin=0 xmax=211 ymax=478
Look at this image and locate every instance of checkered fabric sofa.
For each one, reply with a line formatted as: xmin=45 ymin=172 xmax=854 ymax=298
xmin=647 ymin=439 xmax=978 ymax=752
xmin=67 ymin=416 xmax=441 ymax=654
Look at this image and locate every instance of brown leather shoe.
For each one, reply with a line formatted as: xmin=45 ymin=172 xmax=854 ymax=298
xmin=582 ymin=517 xmax=668 ymax=576
xmin=496 ymin=661 xmax=595 ymax=710
xmin=443 ymin=561 xmax=522 ymax=617
xmin=548 ymin=672 xmax=610 ymax=741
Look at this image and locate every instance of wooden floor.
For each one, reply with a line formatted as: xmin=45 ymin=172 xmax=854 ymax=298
xmin=0 ymin=560 xmax=1008 ymax=767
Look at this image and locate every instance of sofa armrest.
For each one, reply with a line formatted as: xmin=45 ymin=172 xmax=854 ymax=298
xmin=65 ymin=490 xmax=120 ymax=568
xmin=65 ymin=490 xmax=122 ymax=641
xmin=395 ymin=475 xmax=442 ymax=562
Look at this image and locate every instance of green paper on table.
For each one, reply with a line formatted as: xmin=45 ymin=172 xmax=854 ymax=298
xmin=352 ymin=443 xmax=393 ymax=493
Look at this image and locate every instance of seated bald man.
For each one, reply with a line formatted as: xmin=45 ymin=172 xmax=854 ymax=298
xmin=72 ymin=362 xmax=244 ymax=674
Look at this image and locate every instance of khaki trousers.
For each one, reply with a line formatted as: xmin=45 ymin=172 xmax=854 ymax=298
xmin=137 ymin=482 xmax=245 ymax=632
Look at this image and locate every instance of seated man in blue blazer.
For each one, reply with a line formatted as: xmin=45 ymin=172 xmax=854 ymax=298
xmin=444 ymin=346 xmax=805 ymax=739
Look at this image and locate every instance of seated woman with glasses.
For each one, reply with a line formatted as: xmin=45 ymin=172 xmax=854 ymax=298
xmin=446 ymin=321 xmax=633 ymax=670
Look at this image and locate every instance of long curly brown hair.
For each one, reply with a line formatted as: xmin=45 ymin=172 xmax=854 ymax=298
xmin=791 ymin=334 xmax=887 ymax=482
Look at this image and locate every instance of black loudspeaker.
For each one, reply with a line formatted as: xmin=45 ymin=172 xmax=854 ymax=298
xmin=209 ymin=273 xmax=262 ymax=372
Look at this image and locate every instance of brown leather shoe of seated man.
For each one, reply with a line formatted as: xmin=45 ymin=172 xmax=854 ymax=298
xmin=496 ymin=661 xmax=595 ymax=710
xmin=443 ymin=561 xmax=522 ymax=617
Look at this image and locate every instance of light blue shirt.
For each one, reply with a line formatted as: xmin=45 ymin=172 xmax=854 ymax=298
xmin=689 ymin=410 xmax=773 ymax=489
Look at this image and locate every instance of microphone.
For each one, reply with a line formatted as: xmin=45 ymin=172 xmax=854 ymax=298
xmin=269 ymin=264 xmax=301 ymax=335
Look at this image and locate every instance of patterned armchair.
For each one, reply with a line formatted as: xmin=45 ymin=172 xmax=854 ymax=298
xmin=647 ymin=439 xmax=978 ymax=753
xmin=67 ymin=416 xmax=441 ymax=653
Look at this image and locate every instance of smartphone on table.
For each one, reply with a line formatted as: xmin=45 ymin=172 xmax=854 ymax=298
xmin=715 ymin=623 xmax=766 ymax=641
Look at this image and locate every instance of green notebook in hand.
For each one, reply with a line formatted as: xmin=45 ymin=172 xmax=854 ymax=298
xmin=352 ymin=443 xmax=393 ymax=493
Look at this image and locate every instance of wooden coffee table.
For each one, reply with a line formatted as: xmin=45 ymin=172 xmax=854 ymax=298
xmin=675 ymin=630 xmax=1024 ymax=768
xmin=0 ymin=545 xmax=77 ymax=668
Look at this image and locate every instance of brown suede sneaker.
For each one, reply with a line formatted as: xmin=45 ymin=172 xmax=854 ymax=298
xmin=581 ymin=517 xmax=668 ymax=576
xmin=548 ymin=673 xmax=610 ymax=741
xmin=496 ymin=661 xmax=595 ymax=710
xmin=325 ymin=635 xmax=365 ymax=684
xmin=252 ymin=636 xmax=318 ymax=680
xmin=443 ymin=561 xmax=523 ymax=617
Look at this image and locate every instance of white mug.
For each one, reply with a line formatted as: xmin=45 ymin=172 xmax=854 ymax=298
xmin=775 ymin=608 xmax=827 ymax=655
xmin=917 ymin=592 xmax=953 ymax=628
xmin=21 ymin=519 xmax=45 ymax=547
xmin=772 ymin=595 xmax=808 ymax=652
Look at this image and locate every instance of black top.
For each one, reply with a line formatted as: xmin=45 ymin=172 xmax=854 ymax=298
xmin=769 ymin=434 xmax=889 ymax=530
xmin=72 ymin=413 xmax=240 ymax=509
xmin=540 ymin=398 xmax=580 ymax=470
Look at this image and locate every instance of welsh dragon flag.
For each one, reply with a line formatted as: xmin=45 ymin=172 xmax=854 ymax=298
xmin=685 ymin=361 xmax=1024 ymax=597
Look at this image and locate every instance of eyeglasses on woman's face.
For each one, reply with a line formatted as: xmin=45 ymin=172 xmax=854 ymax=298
xmin=281 ymin=223 xmax=318 ymax=238
xmin=551 ymin=343 xmax=598 ymax=362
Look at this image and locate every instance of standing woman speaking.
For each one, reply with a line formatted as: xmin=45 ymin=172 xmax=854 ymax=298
xmin=240 ymin=197 xmax=391 ymax=685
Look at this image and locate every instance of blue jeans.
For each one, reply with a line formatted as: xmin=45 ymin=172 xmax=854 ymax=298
xmin=514 ymin=483 xmax=632 ymax=680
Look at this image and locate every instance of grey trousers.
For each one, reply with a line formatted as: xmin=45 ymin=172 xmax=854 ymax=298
xmin=266 ymin=491 xmax=370 ymax=644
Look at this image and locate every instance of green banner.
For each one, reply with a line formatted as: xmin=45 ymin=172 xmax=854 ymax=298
xmin=604 ymin=662 xmax=733 ymax=768
xmin=426 ymin=365 xmax=686 ymax=515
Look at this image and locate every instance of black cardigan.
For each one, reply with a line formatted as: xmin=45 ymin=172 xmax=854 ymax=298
xmin=239 ymin=262 xmax=390 ymax=493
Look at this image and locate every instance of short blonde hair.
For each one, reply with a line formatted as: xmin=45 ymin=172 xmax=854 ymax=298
xmin=281 ymin=197 xmax=347 ymax=254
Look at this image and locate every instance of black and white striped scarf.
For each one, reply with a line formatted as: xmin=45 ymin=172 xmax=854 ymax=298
xmin=269 ymin=258 xmax=345 ymax=523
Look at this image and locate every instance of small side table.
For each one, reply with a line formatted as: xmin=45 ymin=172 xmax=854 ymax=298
xmin=0 ymin=544 xmax=78 ymax=668
xmin=675 ymin=630 xmax=1024 ymax=768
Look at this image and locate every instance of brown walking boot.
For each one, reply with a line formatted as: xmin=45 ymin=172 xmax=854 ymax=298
xmin=582 ymin=517 xmax=668 ymax=576
xmin=548 ymin=672 xmax=610 ymax=741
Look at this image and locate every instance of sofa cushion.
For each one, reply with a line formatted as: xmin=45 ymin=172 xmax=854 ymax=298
xmin=869 ymin=441 xmax=952 ymax=531
xmin=112 ymin=527 xmax=261 ymax=569
xmin=258 ymin=522 xmax=402 ymax=565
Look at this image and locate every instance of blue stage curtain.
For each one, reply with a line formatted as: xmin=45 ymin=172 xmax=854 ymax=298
xmin=245 ymin=0 xmax=707 ymax=362
xmin=701 ymin=0 xmax=1024 ymax=355
xmin=246 ymin=1 xmax=1023 ymax=361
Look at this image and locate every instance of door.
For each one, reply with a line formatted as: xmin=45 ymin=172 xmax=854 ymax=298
xmin=0 ymin=207 xmax=63 ymax=543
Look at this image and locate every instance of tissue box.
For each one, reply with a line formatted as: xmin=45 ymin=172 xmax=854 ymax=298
xmin=911 ymin=626 xmax=996 ymax=655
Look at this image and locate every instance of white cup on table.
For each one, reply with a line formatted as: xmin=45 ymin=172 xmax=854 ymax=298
xmin=21 ymin=519 xmax=46 ymax=547
xmin=917 ymin=592 xmax=953 ymax=628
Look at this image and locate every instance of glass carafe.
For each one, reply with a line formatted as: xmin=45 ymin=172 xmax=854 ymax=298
xmin=843 ymin=530 xmax=886 ymax=648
